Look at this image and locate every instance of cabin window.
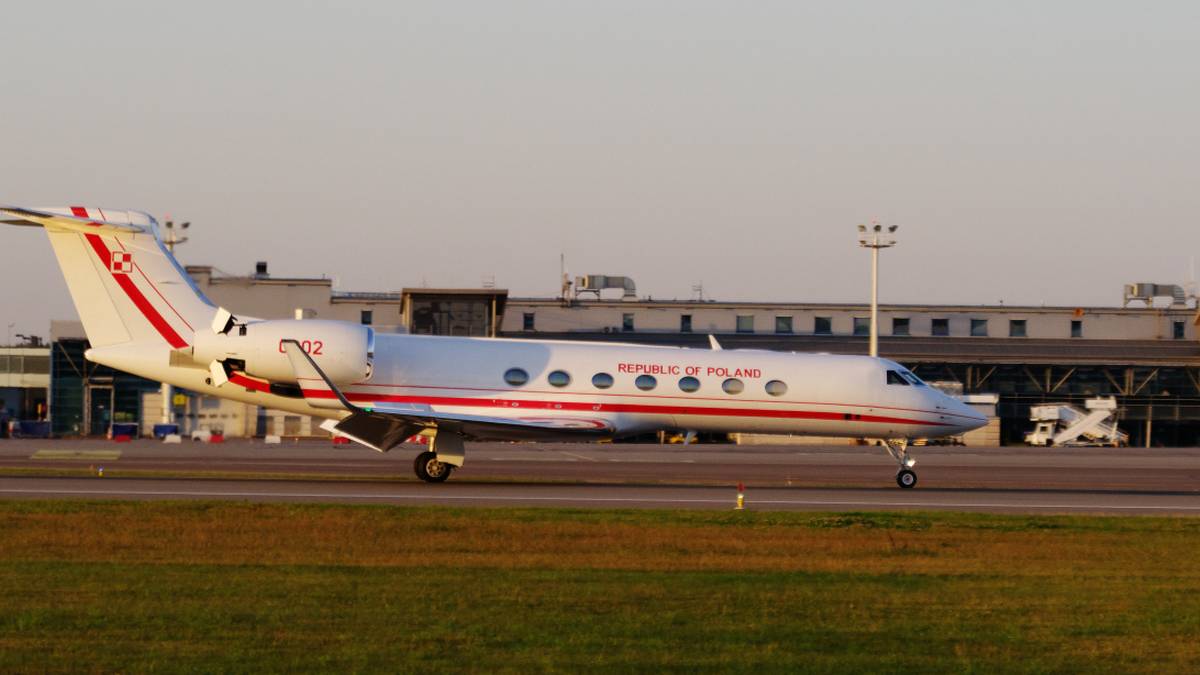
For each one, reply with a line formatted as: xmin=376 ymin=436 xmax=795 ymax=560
xmin=547 ymin=370 xmax=571 ymax=387
xmin=722 ymin=378 xmax=745 ymax=395
xmin=887 ymin=370 xmax=910 ymax=386
xmin=635 ymin=374 xmax=657 ymax=391
xmin=678 ymin=376 xmax=701 ymax=393
xmin=504 ymin=368 xmax=529 ymax=386
xmin=765 ymin=380 xmax=788 ymax=397
xmin=592 ymin=372 xmax=614 ymax=389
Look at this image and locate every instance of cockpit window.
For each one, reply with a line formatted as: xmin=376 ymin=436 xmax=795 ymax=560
xmin=886 ymin=370 xmax=910 ymax=386
xmin=900 ymin=370 xmax=926 ymax=386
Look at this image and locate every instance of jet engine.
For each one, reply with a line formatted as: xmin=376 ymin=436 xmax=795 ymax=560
xmin=193 ymin=315 xmax=373 ymax=387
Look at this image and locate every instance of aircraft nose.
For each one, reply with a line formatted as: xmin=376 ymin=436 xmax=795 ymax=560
xmin=953 ymin=400 xmax=988 ymax=432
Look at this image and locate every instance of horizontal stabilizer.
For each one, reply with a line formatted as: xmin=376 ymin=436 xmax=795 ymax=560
xmin=1 ymin=206 xmax=147 ymax=235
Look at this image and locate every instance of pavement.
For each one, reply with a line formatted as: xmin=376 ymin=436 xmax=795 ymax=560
xmin=2 ymin=438 xmax=1200 ymax=514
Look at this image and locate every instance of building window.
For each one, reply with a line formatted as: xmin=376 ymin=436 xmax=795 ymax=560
xmin=970 ymin=319 xmax=988 ymax=337
xmin=814 ymin=317 xmax=832 ymax=335
xmin=722 ymin=378 xmax=745 ymax=395
xmin=522 ymin=312 xmax=535 ymax=331
xmin=547 ymin=370 xmax=571 ymax=387
xmin=504 ymin=368 xmax=529 ymax=386
xmin=736 ymin=315 xmax=754 ymax=333
xmin=622 ymin=313 xmax=634 ymax=332
xmin=775 ymin=316 xmax=793 ymax=334
xmin=892 ymin=318 xmax=910 ymax=336
xmin=1009 ymin=319 xmax=1027 ymax=338
xmin=765 ymin=380 xmax=788 ymax=397
xmin=592 ymin=372 xmax=614 ymax=389
xmin=1174 ymin=320 xmax=1186 ymax=340
xmin=853 ymin=317 xmax=870 ymax=336
xmin=678 ymin=376 xmax=701 ymax=393
xmin=635 ymin=374 xmax=657 ymax=391
xmin=680 ymin=314 xmax=692 ymax=333
xmin=1071 ymin=320 xmax=1083 ymax=338
xmin=932 ymin=318 xmax=949 ymax=336
xmin=360 ymin=310 xmax=373 ymax=326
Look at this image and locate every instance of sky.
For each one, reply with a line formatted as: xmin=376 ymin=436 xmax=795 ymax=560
xmin=2 ymin=1 xmax=1199 ymax=339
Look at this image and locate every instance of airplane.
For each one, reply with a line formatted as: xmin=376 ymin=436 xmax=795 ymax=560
xmin=2 ymin=205 xmax=987 ymax=488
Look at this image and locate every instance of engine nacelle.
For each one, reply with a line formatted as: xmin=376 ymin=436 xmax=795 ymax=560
xmin=192 ymin=319 xmax=373 ymax=385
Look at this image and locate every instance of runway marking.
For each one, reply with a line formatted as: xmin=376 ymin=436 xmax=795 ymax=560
xmin=31 ymin=450 xmax=122 ymax=461
xmin=608 ymin=458 xmax=696 ymax=463
xmin=558 ymin=450 xmax=599 ymax=462
xmin=1 ymin=487 xmax=1199 ymax=512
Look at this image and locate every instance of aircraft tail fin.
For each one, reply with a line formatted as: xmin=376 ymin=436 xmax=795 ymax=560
xmin=1 ymin=205 xmax=215 ymax=349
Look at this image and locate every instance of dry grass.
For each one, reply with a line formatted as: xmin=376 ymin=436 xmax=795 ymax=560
xmin=3 ymin=501 xmax=1198 ymax=577
xmin=1 ymin=502 xmax=1199 ymax=673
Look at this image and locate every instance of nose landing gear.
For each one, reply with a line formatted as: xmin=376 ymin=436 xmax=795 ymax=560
xmin=882 ymin=438 xmax=918 ymax=489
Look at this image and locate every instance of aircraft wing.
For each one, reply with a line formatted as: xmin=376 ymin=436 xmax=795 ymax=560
xmin=281 ymin=340 xmax=612 ymax=453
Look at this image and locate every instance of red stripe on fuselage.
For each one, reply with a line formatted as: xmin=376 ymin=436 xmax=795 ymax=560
xmin=230 ymin=373 xmax=272 ymax=392
xmin=71 ymin=206 xmax=189 ymax=349
xmin=298 ymin=388 xmax=951 ymax=427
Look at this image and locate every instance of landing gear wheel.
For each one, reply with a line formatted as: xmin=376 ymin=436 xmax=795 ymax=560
xmin=896 ymin=469 xmax=918 ymax=489
xmin=414 ymin=450 xmax=453 ymax=483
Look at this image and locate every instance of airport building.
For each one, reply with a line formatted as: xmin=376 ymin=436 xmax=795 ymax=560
xmin=17 ymin=262 xmax=1200 ymax=445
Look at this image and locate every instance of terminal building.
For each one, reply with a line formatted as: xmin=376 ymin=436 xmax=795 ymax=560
xmin=12 ymin=263 xmax=1200 ymax=446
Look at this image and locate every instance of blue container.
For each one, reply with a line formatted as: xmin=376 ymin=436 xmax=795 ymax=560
xmin=14 ymin=421 xmax=50 ymax=438
xmin=110 ymin=423 xmax=139 ymax=438
xmin=152 ymin=424 xmax=180 ymax=439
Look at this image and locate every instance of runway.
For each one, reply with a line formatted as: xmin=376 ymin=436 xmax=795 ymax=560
xmin=2 ymin=439 xmax=1200 ymax=514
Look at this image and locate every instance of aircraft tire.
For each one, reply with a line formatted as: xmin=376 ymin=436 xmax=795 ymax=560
xmin=414 ymin=451 xmax=453 ymax=483
xmin=896 ymin=469 xmax=917 ymax=489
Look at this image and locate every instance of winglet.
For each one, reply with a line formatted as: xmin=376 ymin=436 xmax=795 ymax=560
xmin=708 ymin=334 xmax=722 ymax=351
xmin=281 ymin=339 xmax=358 ymax=411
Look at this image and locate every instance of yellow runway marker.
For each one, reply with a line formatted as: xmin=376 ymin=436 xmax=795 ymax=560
xmin=31 ymin=450 xmax=122 ymax=461
xmin=558 ymin=450 xmax=598 ymax=462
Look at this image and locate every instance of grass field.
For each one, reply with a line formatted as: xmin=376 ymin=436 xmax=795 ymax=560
xmin=1 ymin=502 xmax=1199 ymax=673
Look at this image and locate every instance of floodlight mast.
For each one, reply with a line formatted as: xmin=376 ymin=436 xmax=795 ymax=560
xmin=160 ymin=218 xmax=191 ymax=428
xmin=857 ymin=222 xmax=898 ymax=358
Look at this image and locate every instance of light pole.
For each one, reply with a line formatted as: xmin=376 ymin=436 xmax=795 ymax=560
xmin=160 ymin=218 xmax=190 ymax=429
xmin=857 ymin=221 xmax=898 ymax=358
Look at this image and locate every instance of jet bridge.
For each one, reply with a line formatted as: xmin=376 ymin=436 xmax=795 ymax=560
xmin=1025 ymin=397 xmax=1128 ymax=447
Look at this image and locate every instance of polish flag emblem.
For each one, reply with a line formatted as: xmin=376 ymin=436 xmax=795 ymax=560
xmin=110 ymin=251 xmax=133 ymax=274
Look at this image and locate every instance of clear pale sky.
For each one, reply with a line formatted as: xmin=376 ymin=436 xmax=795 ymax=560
xmin=2 ymin=1 xmax=1198 ymax=339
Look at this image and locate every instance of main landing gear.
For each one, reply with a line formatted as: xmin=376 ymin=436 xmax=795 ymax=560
xmin=414 ymin=451 xmax=453 ymax=483
xmin=413 ymin=430 xmax=466 ymax=483
xmin=882 ymin=438 xmax=918 ymax=489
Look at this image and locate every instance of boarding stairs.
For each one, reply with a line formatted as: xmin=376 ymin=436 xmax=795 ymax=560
xmin=1025 ymin=397 xmax=1128 ymax=447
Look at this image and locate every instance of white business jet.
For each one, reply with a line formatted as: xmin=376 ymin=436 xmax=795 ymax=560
xmin=2 ymin=206 xmax=986 ymax=487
